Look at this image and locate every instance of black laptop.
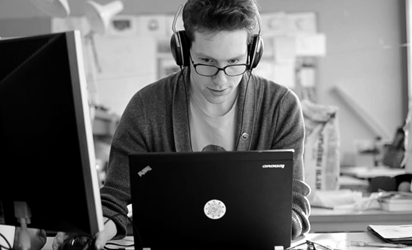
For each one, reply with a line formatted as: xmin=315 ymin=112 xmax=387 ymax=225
xmin=129 ymin=150 xmax=294 ymax=250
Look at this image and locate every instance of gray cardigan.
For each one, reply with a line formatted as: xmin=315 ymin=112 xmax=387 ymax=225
xmin=100 ymin=68 xmax=311 ymax=240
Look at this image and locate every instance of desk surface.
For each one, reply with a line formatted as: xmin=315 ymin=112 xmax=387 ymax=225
xmin=294 ymin=232 xmax=412 ymax=250
xmin=310 ymin=208 xmax=412 ymax=233
xmin=43 ymin=232 xmax=412 ymax=250
xmin=341 ymin=166 xmax=406 ymax=179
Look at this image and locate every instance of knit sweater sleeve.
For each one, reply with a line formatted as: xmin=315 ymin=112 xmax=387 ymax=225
xmin=291 ymin=180 xmax=311 ymax=239
xmin=100 ymin=74 xmax=178 ymax=239
xmin=274 ymin=89 xmax=311 ymax=239
xmin=100 ymin=90 xmax=151 ymax=239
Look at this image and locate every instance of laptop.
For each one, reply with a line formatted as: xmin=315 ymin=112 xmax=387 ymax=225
xmin=129 ymin=149 xmax=294 ymax=250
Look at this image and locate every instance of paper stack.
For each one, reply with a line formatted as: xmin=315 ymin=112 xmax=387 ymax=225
xmin=377 ymin=192 xmax=412 ymax=211
xmin=368 ymin=225 xmax=412 ymax=245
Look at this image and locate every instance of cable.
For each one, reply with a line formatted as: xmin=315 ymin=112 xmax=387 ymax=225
xmin=0 ymin=244 xmax=10 ymax=250
xmin=104 ymin=242 xmax=134 ymax=248
xmin=0 ymin=232 xmax=12 ymax=250
xmin=177 ymin=66 xmax=194 ymax=151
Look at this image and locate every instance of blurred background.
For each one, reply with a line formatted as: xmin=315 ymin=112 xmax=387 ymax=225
xmin=1 ymin=0 xmax=410 ymax=188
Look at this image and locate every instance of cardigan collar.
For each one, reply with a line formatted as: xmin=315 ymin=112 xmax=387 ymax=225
xmin=172 ymin=68 xmax=257 ymax=152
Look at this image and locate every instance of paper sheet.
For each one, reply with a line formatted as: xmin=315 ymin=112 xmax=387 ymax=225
xmin=0 ymin=225 xmax=15 ymax=248
xmin=369 ymin=225 xmax=412 ymax=239
xmin=295 ymin=33 xmax=326 ymax=56
xmin=311 ymin=189 xmax=363 ymax=208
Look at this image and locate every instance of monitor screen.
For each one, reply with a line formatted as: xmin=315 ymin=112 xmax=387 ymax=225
xmin=0 ymin=31 xmax=104 ymax=236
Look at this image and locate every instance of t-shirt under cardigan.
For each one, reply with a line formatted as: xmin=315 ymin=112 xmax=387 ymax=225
xmin=100 ymin=68 xmax=311 ymax=240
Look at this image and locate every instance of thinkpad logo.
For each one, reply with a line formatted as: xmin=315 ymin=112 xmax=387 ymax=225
xmin=262 ymin=164 xmax=285 ymax=169
xmin=138 ymin=166 xmax=152 ymax=177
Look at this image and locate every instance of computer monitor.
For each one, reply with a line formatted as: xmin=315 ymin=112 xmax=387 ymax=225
xmin=0 ymin=31 xmax=104 ymax=236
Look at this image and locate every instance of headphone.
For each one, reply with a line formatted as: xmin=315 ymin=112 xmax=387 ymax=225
xmin=170 ymin=3 xmax=264 ymax=70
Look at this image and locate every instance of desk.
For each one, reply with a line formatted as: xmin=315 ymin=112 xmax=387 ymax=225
xmin=310 ymin=208 xmax=412 ymax=233
xmin=293 ymin=232 xmax=412 ymax=249
xmin=341 ymin=166 xmax=405 ymax=180
xmin=43 ymin=232 xmax=412 ymax=250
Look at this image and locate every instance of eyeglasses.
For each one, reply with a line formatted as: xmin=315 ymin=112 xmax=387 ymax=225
xmin=288 ymin=240 xmax=334 ymax=250
xmin=189 ymin=55 xmax=249 ymax=77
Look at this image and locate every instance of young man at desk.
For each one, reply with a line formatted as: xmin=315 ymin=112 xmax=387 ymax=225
xmin=53 ymin=0 xmax=311 ymax=249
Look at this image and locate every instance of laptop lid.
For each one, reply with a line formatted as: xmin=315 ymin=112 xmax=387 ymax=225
xmin=129 ymin=149 xmax=294 ymax=250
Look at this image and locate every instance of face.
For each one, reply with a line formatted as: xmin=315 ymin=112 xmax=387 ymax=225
xmin=189 ymin=30 xmax=249 ymax=105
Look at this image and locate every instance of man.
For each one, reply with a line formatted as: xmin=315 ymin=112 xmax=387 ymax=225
xmin=53 ymin=0 xmax=310 ymax=249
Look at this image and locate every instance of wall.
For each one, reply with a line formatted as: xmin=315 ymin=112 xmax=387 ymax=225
xmin=0 ymin=0 xmax=407 ymax=166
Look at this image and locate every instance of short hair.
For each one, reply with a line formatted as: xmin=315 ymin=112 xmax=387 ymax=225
xmin=182 ymin=0 xmax=260 ymax=46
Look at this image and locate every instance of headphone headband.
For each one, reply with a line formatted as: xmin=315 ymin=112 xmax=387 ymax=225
xmin=169 ymin=3 xmax=264 ymax=70
xmin=172 ymin=4 xmax=184 ymax=33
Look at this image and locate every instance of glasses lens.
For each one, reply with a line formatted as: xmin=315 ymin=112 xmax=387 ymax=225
xmin=195 ymin=65 xmax=218 ymax=76
xmin=225 ymin=65 xmax=247 ymax=76
xmin=195 ymin=65 xmax=247 ymax=76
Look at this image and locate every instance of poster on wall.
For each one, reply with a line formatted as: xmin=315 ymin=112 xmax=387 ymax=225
xmin=51 ymin=17 xmax=90 ymax=35
xmin=106 ymin=15 xmax=139 ymax=37
xmin=287 ymin=12 xmax=317 ymax=34
xmin=138 ymin=15 xmax=168 ymax=37
xmin=51 ymin=17 xmax=157 ymax=116
xmin=87 ymin=35 xmax=157 ymax=116
xmin=260 ymin=12 xmax=288 ymax=36
xmin=258 ymin=11 xmax=324 ymax=102
xmin=295 ymin=33 xmax=326 ymax=56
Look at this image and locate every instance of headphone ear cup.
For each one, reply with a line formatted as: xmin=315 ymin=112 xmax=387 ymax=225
xmin=248 ymin=35 xmax=264 ymax=70
xmin=170 ymin=30 xmax=190 ymax=67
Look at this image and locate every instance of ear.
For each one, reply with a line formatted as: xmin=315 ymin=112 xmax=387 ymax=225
xmin=248 ymin=35 xmax=264 ymax=70
xmin=170 ymin=30 xmax=190 ymax=67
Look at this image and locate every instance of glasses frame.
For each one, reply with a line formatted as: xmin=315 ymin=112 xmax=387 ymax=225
xmin=189 ymin=55 xmax=249 ymax=77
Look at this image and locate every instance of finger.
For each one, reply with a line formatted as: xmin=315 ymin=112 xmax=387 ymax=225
xmin=94 ymin=232 xmax=109 ymax=250
xmin=52 ymin=232 xmax=66 ymax=250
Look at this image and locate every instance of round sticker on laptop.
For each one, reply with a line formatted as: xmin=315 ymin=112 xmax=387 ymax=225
xmin=204 ymin=199 xmax=226 ymax=219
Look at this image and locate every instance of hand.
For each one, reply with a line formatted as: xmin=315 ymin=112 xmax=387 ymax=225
xmin=94 ymin=219 xmax=117 ymax=250
xmin=13 ymin=228 xmax=47 ymax=250
xmin=52 ymin=218 xmax=117 ymax=250
xmin=51 ymin=232 xmax=76 ymax=250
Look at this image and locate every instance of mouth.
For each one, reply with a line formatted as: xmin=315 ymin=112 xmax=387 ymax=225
xmin=209 ymin=89 xmax=228 ymax=96
xmin=211 ymin=88 xmax=225 ymax=92
xmin=209 ymin=88 xmax=228 ymax=96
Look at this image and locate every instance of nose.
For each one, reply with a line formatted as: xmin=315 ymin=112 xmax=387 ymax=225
xmin=212 ymin=69 xmax=228 ymax=87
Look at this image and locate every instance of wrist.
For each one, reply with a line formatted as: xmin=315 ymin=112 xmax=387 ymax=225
xmin=102 ymin=217 xmax=117 ymax=240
